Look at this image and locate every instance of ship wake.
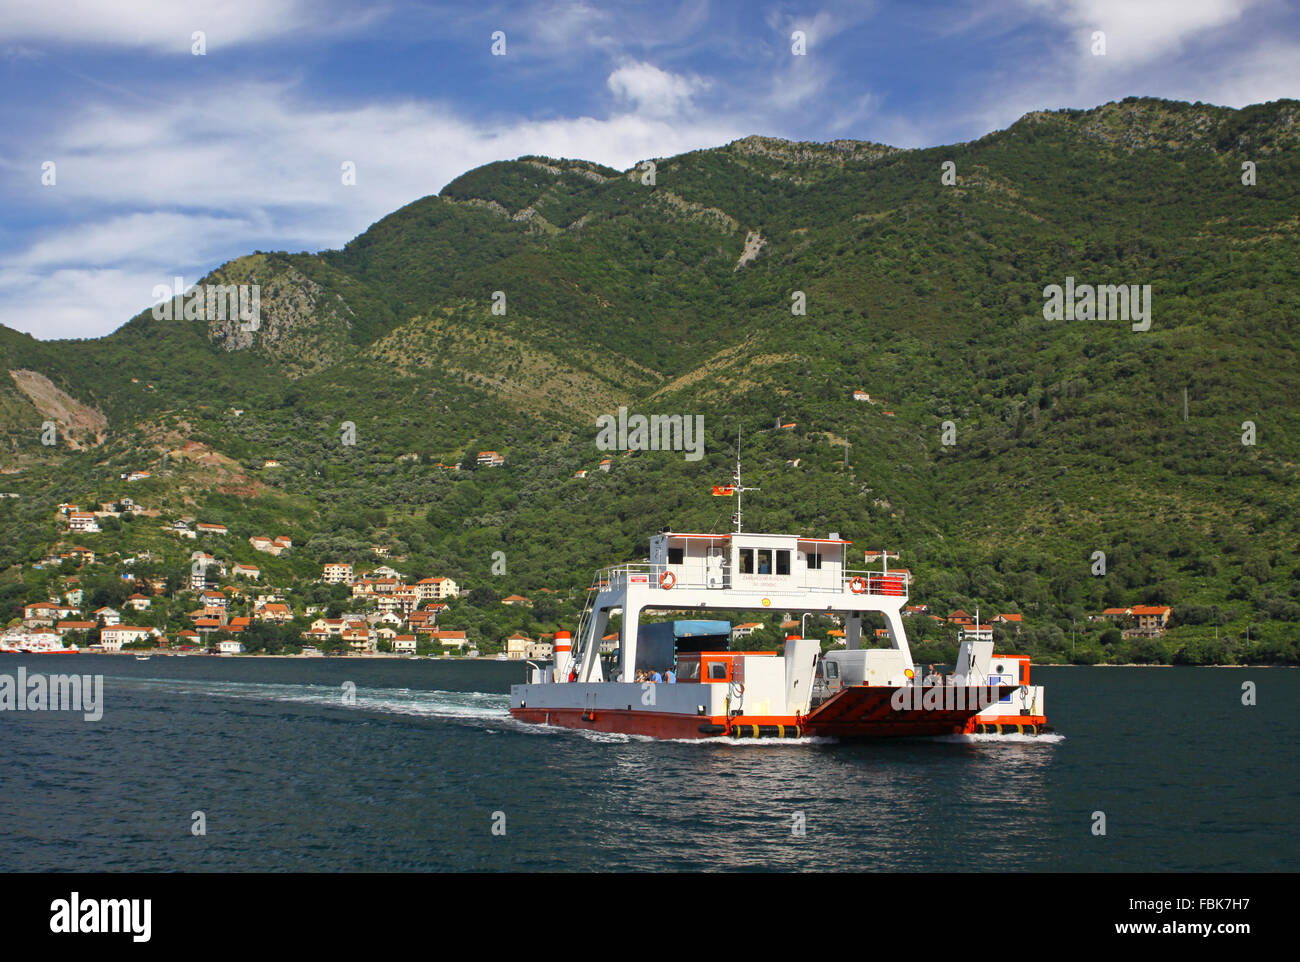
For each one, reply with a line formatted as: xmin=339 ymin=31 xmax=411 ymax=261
xmin=116 ymin=676 xmax=513 ymax=724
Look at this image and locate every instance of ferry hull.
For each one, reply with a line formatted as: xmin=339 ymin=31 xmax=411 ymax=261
xmin=510 ymin=684 xmax=1023 ymax=740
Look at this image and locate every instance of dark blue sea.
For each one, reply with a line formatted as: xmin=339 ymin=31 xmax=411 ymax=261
xmin=2 ymin=655 xmax=1296 ymax=872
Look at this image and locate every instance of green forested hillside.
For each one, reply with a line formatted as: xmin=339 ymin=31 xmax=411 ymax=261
xmin=2 ymin=96 xmax=1297 ymax=664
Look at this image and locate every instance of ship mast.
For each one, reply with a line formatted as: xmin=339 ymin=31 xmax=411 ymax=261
xmin=732 ymin=427 xmax=759 ymax=533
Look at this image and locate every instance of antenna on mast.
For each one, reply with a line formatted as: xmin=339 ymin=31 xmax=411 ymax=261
xmin=732 ymin=425 xmax=759 ymax=533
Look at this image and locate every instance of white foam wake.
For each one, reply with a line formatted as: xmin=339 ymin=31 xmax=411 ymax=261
xmin=117 ymin=676 xmax=511 ymax=723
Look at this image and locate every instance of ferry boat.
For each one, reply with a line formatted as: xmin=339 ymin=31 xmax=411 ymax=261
xmin=0 ymin=630 xmax=79 ymax=654
xmin=510 ymin=460 xmax=1048 ymax=740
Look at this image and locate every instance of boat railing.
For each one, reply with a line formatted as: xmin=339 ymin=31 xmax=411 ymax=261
xmin=843 ymin=568 xmax=911 ymax=598
xmin=591 ymin=563 xmax=911 ymax=598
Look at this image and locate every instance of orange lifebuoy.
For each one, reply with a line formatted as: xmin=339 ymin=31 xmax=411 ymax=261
xmin=849 ymin=576 xmax=867 ymax=594
xmin=660 ymin=570 xmax=676 ymax=589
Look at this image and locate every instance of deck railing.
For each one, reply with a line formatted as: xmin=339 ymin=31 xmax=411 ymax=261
xmin=590 ymin=563 xmax=911 ymax=598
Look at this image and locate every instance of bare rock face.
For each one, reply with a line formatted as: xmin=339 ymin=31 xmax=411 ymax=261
xmin=8 ymin=369 xmax=108 ymax=449
xmin=734 ymin=230 xmax=766 ymax=271
xmin=204 ymin=256 xmax=357 ymax=378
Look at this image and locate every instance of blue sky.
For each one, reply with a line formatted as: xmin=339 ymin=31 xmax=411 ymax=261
xmin=2 ymin=0 xmax=1297 ymax=340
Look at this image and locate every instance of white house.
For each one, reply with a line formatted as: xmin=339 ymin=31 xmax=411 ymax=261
xmin=68 ymin=512 xmax=101 ymax=533
xmin=101 ymin=625 xmax=159 ymax=650
xmin=322 ymin=563 xmax=354 ymax=585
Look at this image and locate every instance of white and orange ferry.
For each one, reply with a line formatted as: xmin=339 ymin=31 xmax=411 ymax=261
xmin=510 ymin=462 xmax=1049 ymax=740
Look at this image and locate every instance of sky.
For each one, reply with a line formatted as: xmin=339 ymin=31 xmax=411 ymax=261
xmin=1 ymin=0 xmax=1297 ymax=341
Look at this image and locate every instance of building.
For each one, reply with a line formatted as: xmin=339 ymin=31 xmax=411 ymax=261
xmin=477 ymin=451 xmax=505 ymax=467
xmin=598 ymin=459 xmax=611 ymax=472
xmin=1130 ymin=605 xmax=1173 ymax=636
xmin=196 ymin=522 xmax=228 ymax=536
xmin=322 ymin=563 xmax=354 ymax=585
xmin=991 ymin=613 xmax=1023 ymax=631
xmin=218 ymin=639 xmax=244 ymax=654
xmin=125 ymin=593 xmax=152 ymax=611
xmin=852 ymin=390 xmax=872 ymax=401
xmin=731 ymin=622 xmax=763 ymax=638
xmin=68 ymin=512 xmax=101 ymax=533
xmin=501 ymin=594 xmax=532 ymax=607
xmin=199 ymin=590 xmax=228 ymax=611
xmin=189 ymin=553 xmax=225 ymax=590
xmin=504 ymin=634 xmax=532 ymax=659
xmin=430 ymin=629 xmax=469 ymax=650
xmin=101 ymin=626 xmax=159 ymax=649
xmin=415 ymin=576 xmax=459 ymax=601
xmin=55 ymin=620 xmax=96 ymax=637
xmin=343 ymin=626 xmax=376 ymax=653
xmin=256 ymin=602 xmax=292 ymax=624
xmin=94 ymin=606 xmax=121 ymax=626
xmin=232 ymin=563 xmax=261 ymax=579
xmin=392 ymin=634 xmax=417 ymax=654
xmin=22 ymin=602 xmax=59 ymax=627
xmin=957 ymin=624 xmax=993 ymax=644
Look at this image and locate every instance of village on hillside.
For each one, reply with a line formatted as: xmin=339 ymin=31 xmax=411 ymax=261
xmin=0 ymin=489 xmax=1177 ymax=659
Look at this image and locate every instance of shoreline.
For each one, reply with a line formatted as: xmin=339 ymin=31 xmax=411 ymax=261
xmin=3 ymin=650 xmax=1293 ymax=668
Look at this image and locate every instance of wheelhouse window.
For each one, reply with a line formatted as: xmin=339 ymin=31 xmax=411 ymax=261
xmin=775 ymin=549 xmax=790 ymax=575
xmin=806 ymin=550 xmax=822 ymax=570
xmin=707 ymin=662 xmax=727 ymax=680
xmin=677 ymin=659 xmax=700 ymax=681
xmin=738 ymin=548 xmax=754 ymax=574
xmin=756 ymin=549 xmax=772 ymax=574
xmin=667 ymin=547 xmax=684 ymax=565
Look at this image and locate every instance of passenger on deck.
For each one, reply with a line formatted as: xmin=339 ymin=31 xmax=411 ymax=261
xmin=650 ymin=669 xmax=663 ymax=683
xmin=665 ymin=667 xmax=676 ymax=683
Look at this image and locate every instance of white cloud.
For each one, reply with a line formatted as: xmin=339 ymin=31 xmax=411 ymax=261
xmin=606 ymin=61 xmax=707 ymax=117
xmin=1018 ymin=0 xmax=1261 ymax=64
xmin=0 ymin=0 xmax=318 ymax=51
xmin=0 ymin=77 xmax=747 ymax=339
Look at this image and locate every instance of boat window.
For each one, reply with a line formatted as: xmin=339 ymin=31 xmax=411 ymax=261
xmin=667 ymin=547 xmax=684 ymax=565
xmin=776 ymin=549 xmax=790 ymax=575
xmin=756 ymin=549 xmax=772 ymax=574
xmin=806 ymin=550 xmax=822 ymax=570
xmin=826 ymin=661 xmax=839 ymax=679
xmin=738 ymin=548 xmax=754 ymax=574
xmin=707 ymin=662 xmax=727 ymax=680
xmin=677 ymin=660 xmax=700 ymax=681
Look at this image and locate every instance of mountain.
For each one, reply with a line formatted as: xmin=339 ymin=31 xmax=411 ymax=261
xmin=2 ymin=95 xmax=1298 ymax=664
